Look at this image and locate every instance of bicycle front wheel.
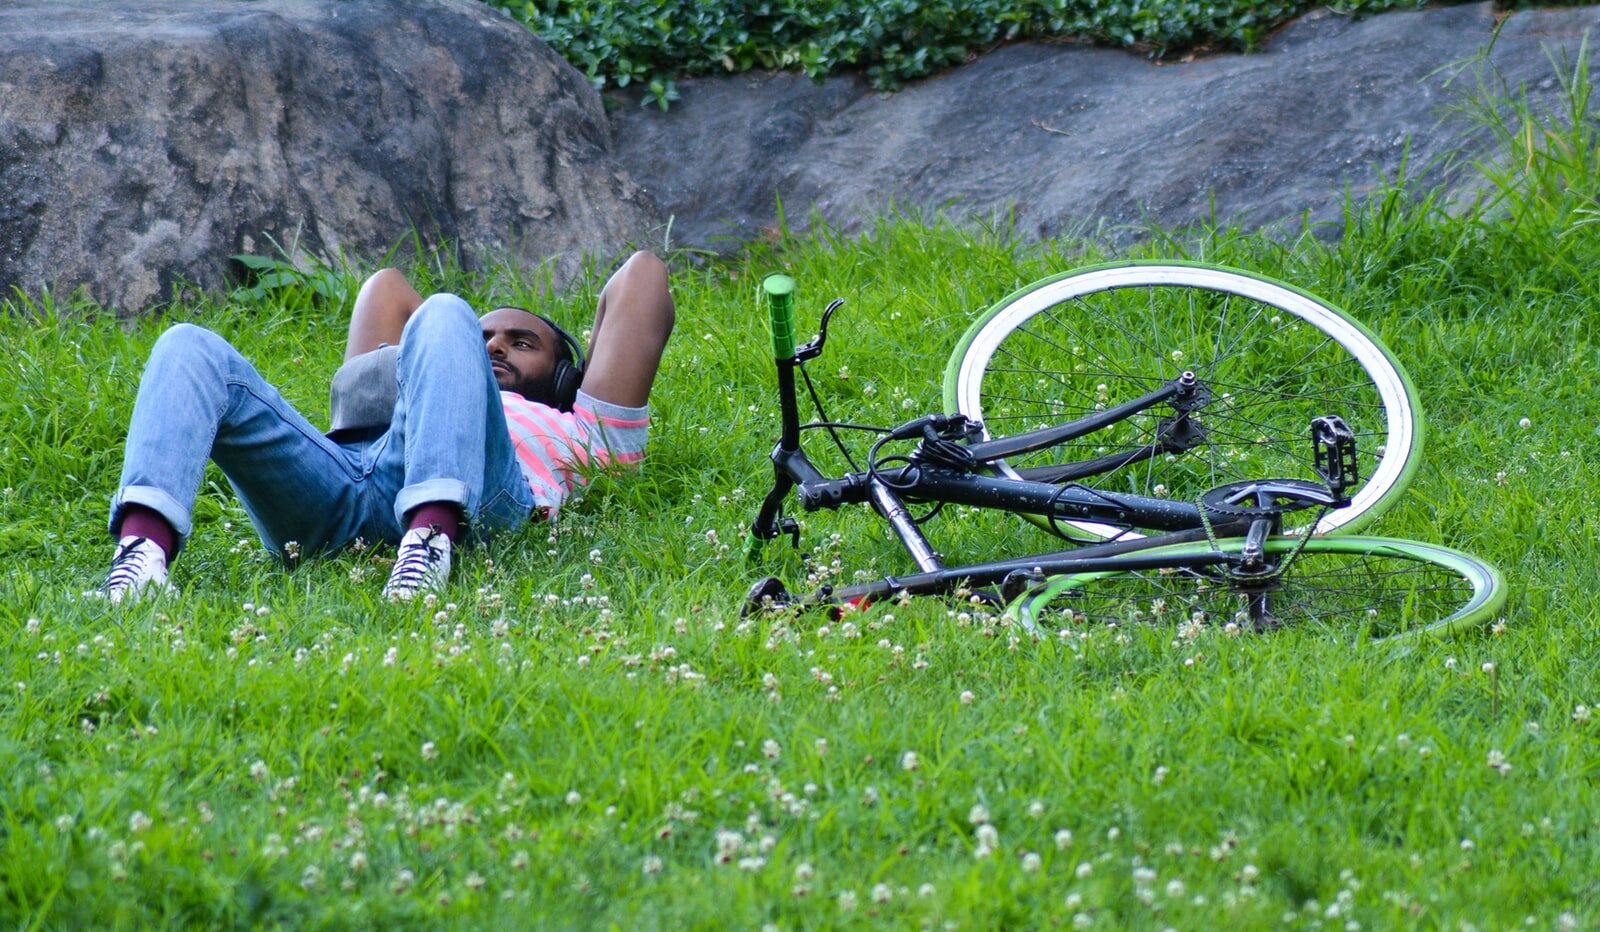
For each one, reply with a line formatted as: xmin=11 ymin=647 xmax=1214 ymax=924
xmin=1009 ymin=536 xmax=1505 ymax=645
xmin=943 ymin=262 xmax=1422 ymax=541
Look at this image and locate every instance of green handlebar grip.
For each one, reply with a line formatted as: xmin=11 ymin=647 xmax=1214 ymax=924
xmin=763 ymin=274 xmax=797 ymax=360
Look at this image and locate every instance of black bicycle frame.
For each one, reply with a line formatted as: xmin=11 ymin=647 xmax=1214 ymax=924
xmin=748 ymin=305 xmax=1260 ymax=607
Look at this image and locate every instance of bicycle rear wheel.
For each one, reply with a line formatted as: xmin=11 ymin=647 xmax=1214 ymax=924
xmin=1008 ymin=536 xmax=1504 ymax=645
xmin=943 ymin=262 xmax=1422 ymax=541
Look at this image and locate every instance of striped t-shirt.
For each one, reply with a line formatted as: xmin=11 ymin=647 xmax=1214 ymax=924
xmin=501 ymin=389 xmax=650 ymax=518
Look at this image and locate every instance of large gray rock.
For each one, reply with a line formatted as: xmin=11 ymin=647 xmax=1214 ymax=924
xmin=611 ymin=3 xmax=1600 ymax=247
xmin=0 ymin=0 xmax=658 ymax=313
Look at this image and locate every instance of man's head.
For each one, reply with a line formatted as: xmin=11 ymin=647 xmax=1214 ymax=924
xmin=480 ymin=306 xmax=580 ymax=407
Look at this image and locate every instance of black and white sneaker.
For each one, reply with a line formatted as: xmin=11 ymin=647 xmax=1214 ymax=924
xmin=383 ymin=526 xmax=452 ymax=602
xmin=91 ymin=536 xmax=175 ymax=604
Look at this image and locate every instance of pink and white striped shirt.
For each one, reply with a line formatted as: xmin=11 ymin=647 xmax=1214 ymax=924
xmin=500 ymin=389 xmax=650 ymax=518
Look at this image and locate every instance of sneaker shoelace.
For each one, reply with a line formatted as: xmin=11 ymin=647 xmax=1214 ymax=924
xmin=104 ymin=537 xmax=157 ymax=593
xmin=388 ymin=527 xmax=448 ymax=592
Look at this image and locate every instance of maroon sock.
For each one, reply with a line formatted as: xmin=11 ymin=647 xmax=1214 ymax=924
xmin=406 ymin=502 xmax=462 ymax=543
xmin=117 ymin=505 xmax=178 ymax=563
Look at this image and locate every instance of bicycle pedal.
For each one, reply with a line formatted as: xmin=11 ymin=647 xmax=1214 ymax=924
xmin=741 ymin=576 xmax=793 ymax=617
xmin=1000 ymin=568 xmax=1049 ymax=603
xmin=1311 ymin=415 xmax=1358 ymax=505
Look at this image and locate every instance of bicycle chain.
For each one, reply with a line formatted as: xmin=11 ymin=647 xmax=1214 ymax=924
xmin=1262 ymin=507 xmax=1327 ymax=580
xmin=1196 ymin=493 xmax=1222 ymax=551
xmin=1194 ymin=496 xmax=1331 ymax=581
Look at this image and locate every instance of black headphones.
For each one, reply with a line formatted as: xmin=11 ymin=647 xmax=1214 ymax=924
xmin=500 ymin=306 xmax=586 ymax=412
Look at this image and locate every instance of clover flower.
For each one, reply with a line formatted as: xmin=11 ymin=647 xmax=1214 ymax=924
xmin=714 ymin=829 xmax=743 ymax=863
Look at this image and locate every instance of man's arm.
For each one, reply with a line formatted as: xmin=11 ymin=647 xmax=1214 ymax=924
xmin=345 ymin=268 xmax=424 ymax=360
xmin=580 ymin=251 xmax=676 ymax=408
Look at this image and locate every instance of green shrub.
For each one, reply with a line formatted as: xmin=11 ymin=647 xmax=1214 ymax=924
xmin=484 ymin=0 xmax=1435 ymax=109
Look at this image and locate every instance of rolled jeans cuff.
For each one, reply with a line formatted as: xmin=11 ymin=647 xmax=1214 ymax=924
xmin=393 ymin=478 xmax=471 ymax=529
xmin=110 ymin=485 xmax=193 ymax=547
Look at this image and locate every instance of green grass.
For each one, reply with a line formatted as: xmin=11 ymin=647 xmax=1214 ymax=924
xmin=4 ymin=50 xmax=1600 ymax=930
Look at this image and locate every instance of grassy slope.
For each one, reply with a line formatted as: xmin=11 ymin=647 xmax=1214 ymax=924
xmin=2 ymin=56 xmax=1600 ymax=932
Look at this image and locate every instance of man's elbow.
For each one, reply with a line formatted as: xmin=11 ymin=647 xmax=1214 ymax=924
xmin=625 ymin=251 xmax=675 ymax=328
xmin=624 ymin=251 xmax=668 ymax=284
xmin=364 ymin=267 xmax=409 ymax=291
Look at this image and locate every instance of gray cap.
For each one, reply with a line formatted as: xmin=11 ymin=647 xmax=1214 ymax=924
xmin=329 ymin=344 xmax=400 ymax=433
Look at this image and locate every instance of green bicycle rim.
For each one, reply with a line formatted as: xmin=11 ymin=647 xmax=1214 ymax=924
xmin=1006 ymin=535 xmax=1505 ymax=646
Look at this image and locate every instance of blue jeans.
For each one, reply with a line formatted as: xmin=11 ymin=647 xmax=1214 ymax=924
xmin=109 ymin=295 xmax=535 ymax=557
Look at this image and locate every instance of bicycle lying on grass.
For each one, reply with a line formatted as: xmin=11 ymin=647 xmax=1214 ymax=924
xmin=743 ymin=262 xmax=1505 ymax=644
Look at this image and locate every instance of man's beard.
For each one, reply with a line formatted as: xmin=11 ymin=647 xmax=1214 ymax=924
xmin=511 ymin=370 xmax=559 ymax=406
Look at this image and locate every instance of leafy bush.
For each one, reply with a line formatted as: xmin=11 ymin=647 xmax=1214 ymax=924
xmin=484 ymin=0 xmax=1434 ymax=108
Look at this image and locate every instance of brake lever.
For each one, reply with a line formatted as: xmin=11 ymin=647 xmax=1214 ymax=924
xmin=794 ymin=298 xmax=845 ymax=362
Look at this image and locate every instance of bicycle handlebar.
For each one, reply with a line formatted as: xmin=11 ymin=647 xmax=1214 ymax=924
xmin=751 ymin=273 xmax=806 ymax=554
xmin=763 ymin=274 xmax=797 ymax=361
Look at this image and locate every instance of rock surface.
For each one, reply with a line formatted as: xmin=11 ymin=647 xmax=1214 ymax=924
xmin=0 ymin=0 xmax=656 ymax=313
xmin=610 ymin=2 xmax=1600 ymax=248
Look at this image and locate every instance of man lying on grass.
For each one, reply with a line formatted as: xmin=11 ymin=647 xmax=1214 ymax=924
xmin=94 ymin=251 xmax=675 ymax=603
